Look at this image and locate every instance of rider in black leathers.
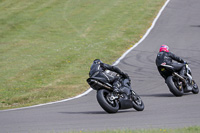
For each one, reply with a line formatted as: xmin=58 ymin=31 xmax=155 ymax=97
xmin=156 ymin=45 xmax=187 ymax=79
xmin=89 ymin=59 xmax=131 ymax=95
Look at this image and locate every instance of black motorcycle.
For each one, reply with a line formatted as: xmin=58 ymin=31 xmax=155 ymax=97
xmin=87 ymin=77 xmax=144 ymax=113
xmin=159 ymin=63 xmax=199 ymax=96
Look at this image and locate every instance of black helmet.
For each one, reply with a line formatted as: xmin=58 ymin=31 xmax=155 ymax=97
xmin=93 ymin=59 xmax=102 ymax=64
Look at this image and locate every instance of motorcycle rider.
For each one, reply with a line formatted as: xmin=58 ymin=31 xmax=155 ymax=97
xmin=89 ymin=59 xmax=131 ymax=95
xmin=156 ymin=44 xmax=187 ymax=80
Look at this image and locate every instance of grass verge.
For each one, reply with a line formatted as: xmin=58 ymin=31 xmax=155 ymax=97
xmin=68 ymin=126 xmax=200 ymax=133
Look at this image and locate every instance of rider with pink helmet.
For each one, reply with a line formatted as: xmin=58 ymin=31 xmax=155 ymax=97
xmin=156 ymin=44 xmax=187 ymax=79
xmin=159 ymin=44 xmax=169 ymax=52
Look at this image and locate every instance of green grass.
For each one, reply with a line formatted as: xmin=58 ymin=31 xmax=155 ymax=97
xmin=0 ymin=0 xmax=166 ymax=109
xmin=66 ymin=126 xmax=200 ymax=133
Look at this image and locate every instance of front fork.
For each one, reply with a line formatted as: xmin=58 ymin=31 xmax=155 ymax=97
xmin=186 ymin=64 xmax=192 ymax=84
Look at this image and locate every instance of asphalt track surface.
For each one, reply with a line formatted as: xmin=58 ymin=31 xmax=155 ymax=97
xmin=1 ymin=0 xmax=200 ymax=132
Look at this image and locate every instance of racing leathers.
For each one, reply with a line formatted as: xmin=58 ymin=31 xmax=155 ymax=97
xmin=156 ymin=51 xmax=186 ymax=79
xmin=89 ymin=59 xmax=131 ymax=95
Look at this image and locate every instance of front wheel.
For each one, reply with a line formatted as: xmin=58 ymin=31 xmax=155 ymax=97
xmin=131 ymin=90 xmax=144 ymax=111
xmin=97 ymin=89 xmax=119 ymax=113
xmin=166 ymin=76 xmax=183 ymax=96
xmin=192 ymin=80 xmax=199 ymax=94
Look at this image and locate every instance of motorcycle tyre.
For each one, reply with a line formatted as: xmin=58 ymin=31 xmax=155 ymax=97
xmin=131 ymin=90 xmax=144 ymax=111
xmin=192 ymin=80 xmax=199 ymax=94
xmin=97 ymin=89 xmax=119 ymax=113
xmin=166 ymin=76 xmax=183 ymax=97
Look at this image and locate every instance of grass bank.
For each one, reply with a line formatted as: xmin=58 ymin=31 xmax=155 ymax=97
xmin=68 ymin=126 xmax=200 ymax=133
xmin=0 ymin=0 xmax=166 ymax=109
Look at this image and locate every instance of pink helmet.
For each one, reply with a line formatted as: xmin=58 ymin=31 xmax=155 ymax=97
xmin=159 ymin=45 xmax=169 ymax=52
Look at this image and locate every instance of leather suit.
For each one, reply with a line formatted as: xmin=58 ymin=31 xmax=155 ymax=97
xmin=156 ymin=51 xmax=186 ymax=79
xmin=89 ymin=59 xmax=130 ymax=94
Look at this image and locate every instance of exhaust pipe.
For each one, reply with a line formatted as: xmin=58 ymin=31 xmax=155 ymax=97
xmin=87 ymin=78 xmax=112 ymax=90
xmin=173 ymin=72 xmax=186 ymax=85
xmin=93 ymin=80 xmax=112 ymax=90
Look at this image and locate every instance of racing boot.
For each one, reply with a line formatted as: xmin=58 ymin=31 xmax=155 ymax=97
xmin=113 ymin=86 xmax=122 ymax=94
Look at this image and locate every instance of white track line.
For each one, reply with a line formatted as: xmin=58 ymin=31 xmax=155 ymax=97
xmin=1 ymin=0 xmax=170 ymax=112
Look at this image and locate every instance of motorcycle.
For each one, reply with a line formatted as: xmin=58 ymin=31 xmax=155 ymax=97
xmin=159 ymin=63 xmax=199 ymax=96
xmin=87 ymin=76 xmax=144 ymax=113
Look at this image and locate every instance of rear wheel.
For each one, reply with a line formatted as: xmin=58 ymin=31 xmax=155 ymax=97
xmin=131 ymin=90 xmax=144 ymax=111
xmin=166 ymin=76 xmax=183 ymax=96
xmin=192 ymin=80 xmax=199 ymax=94
xmin=97 ymin=89 xmax=119 ymax=113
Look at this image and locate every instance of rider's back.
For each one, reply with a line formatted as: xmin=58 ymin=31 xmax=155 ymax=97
xmin=156 ymin=51 xmax=175 ymax=66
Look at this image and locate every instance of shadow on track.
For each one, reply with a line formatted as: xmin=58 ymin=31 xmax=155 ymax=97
xmin=140 ymin=93 xmax=175 ymax=97
xmin=140 ymin=93 xmax=194 ymax=98
xmin=190 ymin=25 xmax=200 ymax=28
xmin=59 ymin=110 xmax=136 ymax=115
